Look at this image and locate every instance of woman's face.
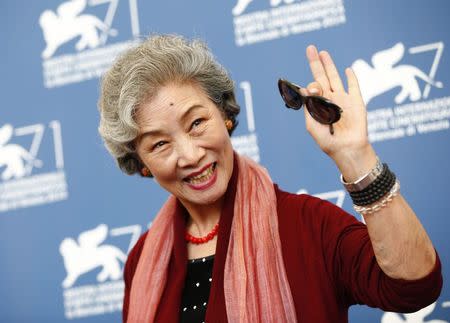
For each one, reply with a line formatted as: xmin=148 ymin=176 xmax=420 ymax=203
xmin=135 ymin=81 xmax=234 ymax=210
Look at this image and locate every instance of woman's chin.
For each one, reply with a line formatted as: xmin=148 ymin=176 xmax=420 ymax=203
xmin=181 ymin=181 xmax=227 ymax=208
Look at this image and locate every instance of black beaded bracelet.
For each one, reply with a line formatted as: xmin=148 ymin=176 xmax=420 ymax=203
xmin=350 ymin=164 xmax=393 ymax=199
xmin=349 ymin=164 xmax=397 ymax=206
xmin=351 ymin=173 xmax=396 ymax=206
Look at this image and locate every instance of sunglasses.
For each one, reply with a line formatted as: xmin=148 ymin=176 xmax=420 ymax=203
xmin=278 ymin=78 xmax=343 ymax=135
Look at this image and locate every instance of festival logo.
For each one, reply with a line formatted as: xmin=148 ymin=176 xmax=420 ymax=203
xmin=353 ymin=43 xmax=443 ymax=106
xmin=0 ymin=125 xmax=42 ymax=181
xmin=381 ymin=301 xmax=449 ymax=323
xmin=231 ymin=81 xmax=261 ymax=162
xmin=351 ymin=41 xmax=449 ymax=143
xmin=61 ymin=223 xmax=142 ymax=319
xmin=40 ymin=0 xmax=118 ymax=59
xmin=232 ymin=0 xmax=347 ymax=47
xmin=0 ymin=122 xmax=68 ymax=213
xmin=60 ymin=224 xmax=126 ymax=288
xmin=39 ymin=0 xmax=140 ymax=88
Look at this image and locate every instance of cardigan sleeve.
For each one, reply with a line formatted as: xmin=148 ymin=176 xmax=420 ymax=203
xmin=300 ymin=194 xmax=443 ymax=313
xmin=122 ymin=231 xmax=148 ymax=323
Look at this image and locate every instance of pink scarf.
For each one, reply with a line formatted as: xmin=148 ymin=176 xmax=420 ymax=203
xmin=127 ymin=154 xmax=297 ymax=322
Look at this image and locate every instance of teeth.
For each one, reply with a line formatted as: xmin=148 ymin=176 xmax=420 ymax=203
xmin=187 ymin=164 xmax=215 ymax=184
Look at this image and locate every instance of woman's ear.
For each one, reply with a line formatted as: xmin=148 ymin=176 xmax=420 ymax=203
xmin=134 ymin=150 xmax=153 ymax=178
xmin=225 ymin=119 xmax=233 ymax=131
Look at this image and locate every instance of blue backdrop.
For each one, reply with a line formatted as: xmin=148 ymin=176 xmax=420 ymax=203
xmin=1 ymin=0 xmax=449 ymax=322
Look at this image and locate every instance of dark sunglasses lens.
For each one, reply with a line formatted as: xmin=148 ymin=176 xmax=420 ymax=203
xmin=306 ymin=97 xmax=341 ymax=124
xmin=279 ymin=82 xmax=303 ymax=109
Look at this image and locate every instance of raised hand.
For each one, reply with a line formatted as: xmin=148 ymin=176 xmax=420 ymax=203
xmin=301 ymin=45 xmax=377 ymax=181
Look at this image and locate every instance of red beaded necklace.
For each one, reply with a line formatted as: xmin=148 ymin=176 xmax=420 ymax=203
xmin=185 ymin=223 xmax=219 ymax=244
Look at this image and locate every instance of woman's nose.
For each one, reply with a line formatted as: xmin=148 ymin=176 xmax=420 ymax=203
xmin=176 ymin=138 xmax=205 ymax=168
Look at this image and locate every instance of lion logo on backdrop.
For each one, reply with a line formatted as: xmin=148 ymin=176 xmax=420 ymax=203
xmin=381 ymin=302 xmax=449 ymax=323
xmin=61 ymin=223 xmax=142 ymax=319
xmin=39 ymin=0 xmax=139 ymax=88
xmin=39 ymin=0 xmax=117 ymax=59
xmin=352 ymin=42 xmax=443 ymax=105
xmin=0 ymin=124 xmax=42 ymax=181
xmin=0 ymin=121 xmax=68 ymax=213
xmin=355 ymin=41 xmax=448 ymax=143
xmin=232 ymin=0 xmax=295 ymax=16
xmin=60 ymin=224 xmax=126 ymax=288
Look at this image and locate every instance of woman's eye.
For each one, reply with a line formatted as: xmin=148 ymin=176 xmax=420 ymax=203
xmin=152 ymin=141 xmax=166 ymax=150
xmin=191 ymin=118 xmax=204 ymax=129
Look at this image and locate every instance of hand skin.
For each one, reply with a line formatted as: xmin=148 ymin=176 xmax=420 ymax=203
xmin=302 ymin=45 xmax=436 ymax=280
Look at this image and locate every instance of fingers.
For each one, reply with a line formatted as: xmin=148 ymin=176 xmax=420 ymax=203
xmin=306 ymin=45 xmax=345 ymax=93
xmin=319 ymin=51 xmax=345 ymax=92
xmin=345 ymin=67 xmax=363 ymax=101
xmin=299 ymin=81 xmax=322 ymax=96
xmin=306 ymin=82 xmax=322 ymax=96
xmin=306 ymin=45 xmax=331 ymax=91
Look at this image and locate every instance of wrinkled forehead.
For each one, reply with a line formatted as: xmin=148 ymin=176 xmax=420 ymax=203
xmin=135 ymin=81 xmax=214 ymax=129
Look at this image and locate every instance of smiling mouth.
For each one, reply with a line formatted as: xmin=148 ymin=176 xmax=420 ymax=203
xmin=184 ymin=162 xmax=217 ymax=184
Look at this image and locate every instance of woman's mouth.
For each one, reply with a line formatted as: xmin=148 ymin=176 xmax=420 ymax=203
xmin=184 ymin=162 xmax=217 ymax=190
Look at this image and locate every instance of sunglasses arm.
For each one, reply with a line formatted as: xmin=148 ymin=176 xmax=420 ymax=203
xmin=329 ymin=124 xmax=335 ymax=135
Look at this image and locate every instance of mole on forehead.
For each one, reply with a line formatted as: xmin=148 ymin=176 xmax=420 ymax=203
xmin=169 ymin=102 xmax=174 ymax=106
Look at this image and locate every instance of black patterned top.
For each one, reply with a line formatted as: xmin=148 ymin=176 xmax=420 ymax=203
xmin=179 ymin=254 xmax=215 ymax=323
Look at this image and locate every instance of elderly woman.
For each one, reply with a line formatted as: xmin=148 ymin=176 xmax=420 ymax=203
xmin=98 ymin=35 xmax=442 ymax=322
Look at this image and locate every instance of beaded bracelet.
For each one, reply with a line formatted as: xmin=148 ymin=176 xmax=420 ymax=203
xmin=353 ymin=180 xmax=400 ymax=215
xmin=350 ymin=164 xmax=396 ymax=206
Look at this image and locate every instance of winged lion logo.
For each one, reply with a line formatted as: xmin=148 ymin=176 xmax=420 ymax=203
xmin=39 ymin=0 xmax=117 ymax=59
xmin=60 ymin=224 xmax=126 ymax=288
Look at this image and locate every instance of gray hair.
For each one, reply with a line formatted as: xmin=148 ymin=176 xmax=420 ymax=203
xmin=98 ymin=34 xmax=240 ymax=175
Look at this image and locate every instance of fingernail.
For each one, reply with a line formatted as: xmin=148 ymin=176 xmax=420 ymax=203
xmin=309 ymin=88 xmax=319 ymax=95
xmin=319 ymin=51 xmax=331 ymax=63
xmin=306 ymin=45 xmax=317 ymax=59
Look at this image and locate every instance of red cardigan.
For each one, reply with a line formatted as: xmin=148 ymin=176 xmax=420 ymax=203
xmin=123 ymin=164 xmax=442 ymax=322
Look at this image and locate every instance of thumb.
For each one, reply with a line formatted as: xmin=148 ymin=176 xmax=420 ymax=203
xmin=306 ymin=81 xmax=323 ymax=96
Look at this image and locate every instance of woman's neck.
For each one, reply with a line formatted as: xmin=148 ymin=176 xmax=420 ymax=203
xmin=182 ymin=199 xmax=223 ymax=237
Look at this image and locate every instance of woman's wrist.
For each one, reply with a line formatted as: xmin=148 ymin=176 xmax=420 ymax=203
xmin=332 ymin=144 xmax=378 ymax=183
